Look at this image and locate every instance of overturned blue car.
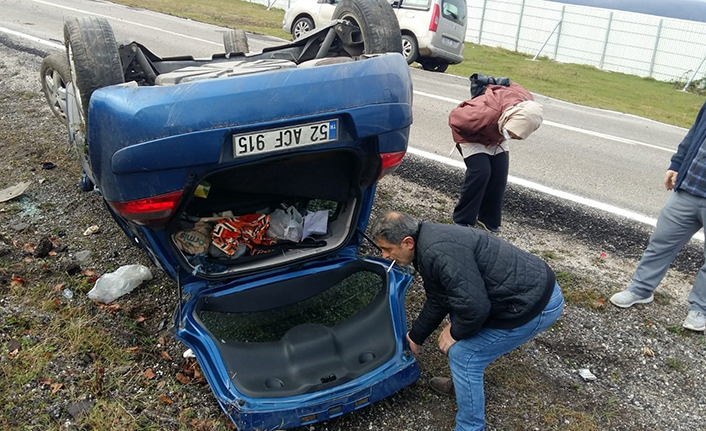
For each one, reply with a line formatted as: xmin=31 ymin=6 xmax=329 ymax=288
xmin=54 ymin=0 xmax=419 ymax=428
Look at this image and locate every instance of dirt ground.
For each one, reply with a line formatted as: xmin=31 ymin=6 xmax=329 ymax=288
xmin=1 ymin=42 xmax=705 ymax=431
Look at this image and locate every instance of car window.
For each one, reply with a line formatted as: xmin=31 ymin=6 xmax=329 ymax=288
xmin=441 ymin=0 xmax=466 ymax=25
xmin=398 ymin=0 xmax=431 ymax=11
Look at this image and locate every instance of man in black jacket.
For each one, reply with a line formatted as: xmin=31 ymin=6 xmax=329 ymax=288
xmin=370 ymin=211 xmax=564 ymax=431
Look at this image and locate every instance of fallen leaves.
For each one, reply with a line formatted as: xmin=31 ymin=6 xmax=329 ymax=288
xmin=643 ymin=346 xmax=655 ymax=357
xmin=143 ymin=368 xmax=156 ymax=380
xmin=97 ymin=303 xmax=121 ymax=314
xmin=176 ymin=359 xmax=205 ymax=385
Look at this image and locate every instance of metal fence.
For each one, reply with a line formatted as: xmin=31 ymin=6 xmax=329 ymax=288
xmin=246 ymin=0 xmax=706 ymax=85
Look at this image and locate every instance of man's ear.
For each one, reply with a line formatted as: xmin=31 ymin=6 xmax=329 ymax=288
xmin=401 ymin=236 xmax=415 ymax=250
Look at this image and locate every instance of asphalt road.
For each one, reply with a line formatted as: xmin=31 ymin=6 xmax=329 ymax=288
xmin=0 ymin=0 xmax=691 ymax=223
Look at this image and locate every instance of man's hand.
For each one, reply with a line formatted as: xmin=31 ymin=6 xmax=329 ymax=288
xmin=406 ymin=332 xmax=420 ymax=356
xmin=664 ymin=170 xmax=678 ymax=191
xmin=437 ymin=324 xmax=457 ymax=355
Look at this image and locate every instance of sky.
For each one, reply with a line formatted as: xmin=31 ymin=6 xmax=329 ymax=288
xmin=542 ymin=0 xmax=706 ymax=23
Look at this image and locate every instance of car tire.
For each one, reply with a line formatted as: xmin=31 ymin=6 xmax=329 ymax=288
xmin=224 ymin=29 xmax=249 ymax=54
xmin=420 ymin=60 xmax=449 ymax=73
xmin=401 ymin=34 xmax=418 ymax=64
xmin=63 ymin=16 xmax=125 ymax=119
xmin=40 ymin=53 xmax=71 ymax=122
xmin=292 ymin=16 xmax=315 ymax=40
xmin=333 ymin=0 xmax=402 ymax=55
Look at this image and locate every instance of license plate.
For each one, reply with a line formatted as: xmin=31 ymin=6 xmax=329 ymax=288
xmin=442 ymin=37 xmax=458 ymax=48
xmin=232 ymin=119 xmax=338 ymax=157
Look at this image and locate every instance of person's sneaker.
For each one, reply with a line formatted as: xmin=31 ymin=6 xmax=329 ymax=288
xmin=682 ymin=310 xmax=706 ymax=331
xmin=609 ymin=290 xmax=654 ymax=308
xmin=428 ymin=377 xmax=455 ymax=398
xmin=476 ymin=220 xmax=500 ymax=234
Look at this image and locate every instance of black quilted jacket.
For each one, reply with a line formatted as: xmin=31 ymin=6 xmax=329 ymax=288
xmin=408 ymin=223 xmax=556 ymax=345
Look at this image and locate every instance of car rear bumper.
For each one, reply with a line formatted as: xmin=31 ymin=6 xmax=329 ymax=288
xmin=230 ymin=361 xmax=420 ymax=430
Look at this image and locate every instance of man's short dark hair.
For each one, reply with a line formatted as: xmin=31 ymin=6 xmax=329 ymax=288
xmin=370 ymin=211 xmax=419 ymax=244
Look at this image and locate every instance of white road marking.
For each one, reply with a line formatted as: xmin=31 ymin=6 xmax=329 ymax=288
xmin=407 ymin=146 xmax=659 ymax=224
xmin=0 ymin=25 xmax=63 ymax=49
xmin=407 ymin=146 xmax=704 ymax=242
xmin=29 ymin=0 xmax=221 ymax=46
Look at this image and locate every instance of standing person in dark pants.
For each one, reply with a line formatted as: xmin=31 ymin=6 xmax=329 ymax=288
xmin=370 ymin=211 xmax=563 ymax=431
xmin=449 ymin=82 xmax=543 ymax=233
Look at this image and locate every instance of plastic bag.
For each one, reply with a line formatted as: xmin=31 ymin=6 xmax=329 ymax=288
xmin=302 ymin=210 xmax=329 ymax=240
xmin=266 ymin=206 xmax=303 ymax=242
xmin=87 ymin=264 xmax=153 ymax=304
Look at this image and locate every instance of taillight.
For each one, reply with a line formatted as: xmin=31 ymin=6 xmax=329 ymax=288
xmin=378 ymin=151 xmax=406 ymax=180
xmin=107 ymin=190 xmax=183 ymax=227
xmin=429 ymin=4 xmax=440 ymax=32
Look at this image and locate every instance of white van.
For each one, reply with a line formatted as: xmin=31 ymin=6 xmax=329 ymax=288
xmin=283 ymin=0 xmax=467 ymax=72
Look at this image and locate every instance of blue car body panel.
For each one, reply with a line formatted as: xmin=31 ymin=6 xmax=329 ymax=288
xmin=83 ymin=53 xmax=418 ymax=430
xmin=87 ymin=54 xmax=412 ymax=202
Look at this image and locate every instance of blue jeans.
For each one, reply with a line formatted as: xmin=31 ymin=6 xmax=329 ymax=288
xmin=448 ymin=283 xmax=564 ymax=431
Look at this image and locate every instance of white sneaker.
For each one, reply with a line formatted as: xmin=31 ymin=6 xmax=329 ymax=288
xmin=682 ymin=310 xmax=706 ymax=331
xmin=609 ymin=290 xmax=654 ymax=308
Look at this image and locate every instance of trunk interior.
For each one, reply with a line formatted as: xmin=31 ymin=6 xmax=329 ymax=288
xmin=171 ymin=148 xmax=381 ymax=277
xmin=193 ymin=259 xmax=395 ymax=398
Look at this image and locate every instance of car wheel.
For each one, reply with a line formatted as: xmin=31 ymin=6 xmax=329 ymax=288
xmin=223 ymin=29 xmax=249 ymax=54
xmin=292 ymin=16 xmax=314 ymax=39
xmin=333 ymin=0 xmax=402 ymax=54
xmin=420 ymin=60 xmax=449 ymax=73
xmin=39 ymin=53 xmax=71 ymax=122
xmin=63 ymin=16 xmax=125 ymax=119
xmin=401 ymin=34 xmax=418 ymax=64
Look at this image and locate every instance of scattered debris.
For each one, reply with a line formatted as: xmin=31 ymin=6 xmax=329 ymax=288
xmin=7 ymin=339 xmax=20 ymax=358
xmin=33 ymin=236 xmax=54 ymax=258
xmin=0 ymin=181 xmax=31 ymax=203
xmin=643 ymin=346 xmax=655 ymax=357
xmin=87 ymin=264 xmax=153 ymax=303
xmin=74 ymin=250 xmax=91 ymax=262
xmin=578 ymin=368 xmax=597 ymax=382
xmin=62 ymin=288 xmax=74 ymax=300
xmin=65 ymin=262 xmax=82 ymax=276
xmin=67 ymin=400 xmax=95 ymax=420
xmin=83 ymin=225 xmax=100 ymax=236
xmin=9 ymin=222 xmax=29 ymax=232
xmin=183 ymin=348 xmax=196 ymax=359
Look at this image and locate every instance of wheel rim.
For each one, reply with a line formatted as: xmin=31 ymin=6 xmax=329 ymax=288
xmin=293 ymin=21 xmax=311 ymax=39
xmin=43 ymin=68 xmax=68 ymax=118
xmin=402 ymin=39 xmax=413 ymax=60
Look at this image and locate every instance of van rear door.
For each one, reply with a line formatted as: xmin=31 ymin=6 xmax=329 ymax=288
xmin=432 ymin=0 xmax=466 ymax=57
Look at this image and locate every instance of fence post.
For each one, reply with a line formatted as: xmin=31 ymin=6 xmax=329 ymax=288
xmin=553 ymin=5 xmax=565 ymax=60
xmin=683 ymin=53 xmax=706 ymax=92
xmin=598 ymin=11 xmax=612 ymax=69
xmin=478 ymin=0 xmax=488 ymax=44
xmin=532 ymin=17 xmax=562 ymax=61
xmin=514 ymin=0 xmax=526 ymax=52
xmin=648 ymin=19 xmax=663 ymax=78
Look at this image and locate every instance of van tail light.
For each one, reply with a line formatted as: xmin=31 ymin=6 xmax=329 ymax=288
xmin=107 ymin=190 xmax=183 ymax=227
xmin=378 ymin=151 xmax=406 ymax=180
xmin=429 ymin=4 xmax=440 ymax=32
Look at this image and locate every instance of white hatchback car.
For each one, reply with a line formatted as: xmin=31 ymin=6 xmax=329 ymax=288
xmin=283 ymin=0 xmax=467 ymax=72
